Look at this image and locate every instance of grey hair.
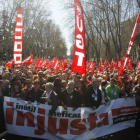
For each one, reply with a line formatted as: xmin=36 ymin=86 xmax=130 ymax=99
xmin=68 ymin=80 xmax=75 ymax=86
xmin=45 ymin=82 xmax=54 ymax=90
xmin=92 ymin=78 xmax=99 ymax=83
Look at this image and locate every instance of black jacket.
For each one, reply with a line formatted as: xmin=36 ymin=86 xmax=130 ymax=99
xmin=39 ymin=91 xmax=58 ymax=116
xmin=120 ymin=88 xmax=132 ymax=98
xmin=2 ymin=87 xmax=11 ymax=97
xmin=26 ymin=88 xmax=44 ymax=102
xmin=133 ymin=84 xmax=140 ymax=108
xmin=61 ymin=89 xmax=83 ymax=108
xmin=85 ymin=86 xmax=102 ymax=108
xmin=53 ymin=86 xmax=62 ymax=105
xmin=0 ymin=96 xmax=6 ymax=133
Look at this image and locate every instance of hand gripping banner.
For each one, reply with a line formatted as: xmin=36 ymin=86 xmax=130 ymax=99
xmin=13 ymin=6 xmax=23 ymax=65
xmin=71 ymin=0 xmax=86 ymax=75
xmin=3 ymin=97 xmax=137 ymax=140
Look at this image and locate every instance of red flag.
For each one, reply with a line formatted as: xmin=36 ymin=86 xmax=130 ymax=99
xmin=110 ymin=59 xmax=117 ymax=69
xmin=104 ymin=58 xmax=110 ymax=68
xmin=13 ymin=6 xmax=23 ymax=65
xmin=35 ymin=56 xmax=40 ymax=68
xmin=62 ymin=57 xmax=68 ymax=69
xmin=22 ymin=55 xmax=33 ymax=66
xmin=136 ymin=60 xmax=140 ymax=69
xmin=41 ymin=59 xmax=48 ymax=68
xmin=71 ymin=0 xmax=86 ymax=75
xmin=59 ymin=61 xmax=63 ymax=70
xmin=47 ymin=58 xmax=56 ymax=69
xmin=38 ymin=58 xmax=44 ymax=68
xmin=116 ymin=58 xmax=121 ymax=70
xmin=54 ymin=60 xmax=61 ymax=72
xmin=52 ymin=57 xmax=58 ymax=69
xmin=120 ymin=10 xmax=140 ymax=76
xmin=121 ymin=55 xmax=125 ymax=66
xmin=98 ymin=60 xmax=104 ymax=72
xmin=91 ymin=61 xmax=97 ymax=68
xmin=87 ymin=61 xmax=95 ymax=72
xmin=5 ymin=59 xmax=14 ymax=69
xmin=127 ymin=58 xmax=133 ymax=71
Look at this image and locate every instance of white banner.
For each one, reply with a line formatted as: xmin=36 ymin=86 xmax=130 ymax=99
xmin=3 ymin=97 xmax=137 ymax=140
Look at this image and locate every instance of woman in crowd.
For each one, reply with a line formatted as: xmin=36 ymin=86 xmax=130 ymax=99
xmin=11 ymin=81 xmax=26 ymax=100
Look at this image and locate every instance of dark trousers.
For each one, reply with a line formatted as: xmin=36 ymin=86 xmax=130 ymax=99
xmin=135 ymin=111 xmax=140 ymax=130
xmin=0 ymin=96 xmax=6 ymax=133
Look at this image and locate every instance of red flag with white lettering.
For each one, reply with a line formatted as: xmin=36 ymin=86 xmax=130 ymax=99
xmin=87 ymin=61 xmax=95 ymax=72
xmin=136 ymin=60 xmax=140 ymax=69
xmin=71 ymin=0 xmax=86 ymax=75
xmin=13 ymin=6 xmax=23 ymax=65
xmin=54 ymin=60 xmax=61 ymax=72
xmin=22 ymin=55 xmax=33 ymax=66
xmin=41 ymin=59 xmax=49 ymax=68
xmin=120 ymin=10 xmax=140 ymax=76
xmin=116 ymin=58 xmax=121 ymax=70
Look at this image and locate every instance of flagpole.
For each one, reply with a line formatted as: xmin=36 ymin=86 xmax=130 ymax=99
xmin=120 ymin=10 xmax=140 ymax=76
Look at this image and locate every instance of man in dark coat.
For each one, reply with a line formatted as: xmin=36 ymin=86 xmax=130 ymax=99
xmin=133 ymin=82 xmax=140 ymax=133
xmin=40 ymin=82 xmax=58 ymax=116
xmin=26 ymin=79 xmax=44 ymax=103
xmin=85 ymin=78 xmax=102 ymax=110
xmin=61 ymin=81 xmax=83 ymax=111
xmin=0 ymin=96 xmax=6 ymax=134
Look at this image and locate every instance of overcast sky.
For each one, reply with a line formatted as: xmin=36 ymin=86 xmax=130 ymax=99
xmin=49 ymin=0 xmax=72 ymax=55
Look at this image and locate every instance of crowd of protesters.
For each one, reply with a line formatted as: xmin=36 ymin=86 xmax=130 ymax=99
xmin=1 ymin=65 xmax=140 ymax=138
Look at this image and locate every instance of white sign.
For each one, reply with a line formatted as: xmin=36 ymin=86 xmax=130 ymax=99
xmin=3 ymin=97 xmax=137 ymax=140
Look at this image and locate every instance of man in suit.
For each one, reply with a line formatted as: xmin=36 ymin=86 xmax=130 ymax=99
xmin=40 ymin=82 xmax=58 ymax=117
xmin=61 ymin=81 xmax=83 ymax=111
xmin=133 ymin=76 xmax=140 ymax=133
xmin=85 ymin=78 xmax=102 ymax=110
xmin=26 ymin=79 xmax=44 ymax=103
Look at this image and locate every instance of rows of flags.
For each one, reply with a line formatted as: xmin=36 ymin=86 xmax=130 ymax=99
xmin=4 ymin=2 xmax=140 ymax=76
xmin=5 ymin=55 xmax=140 ymax=73
xmin=87 ymin=56 xmax=138 ymax=73
xmin=5 ymin=56 xmax=68 ymax=71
